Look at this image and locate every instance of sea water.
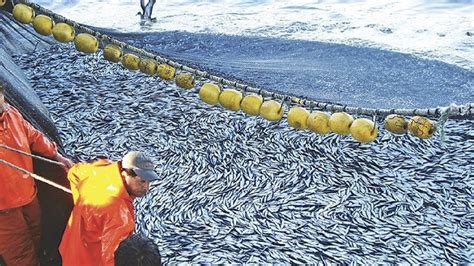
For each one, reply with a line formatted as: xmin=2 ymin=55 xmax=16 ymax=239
xmin=35 ymin=0 xmax=474 ymax=70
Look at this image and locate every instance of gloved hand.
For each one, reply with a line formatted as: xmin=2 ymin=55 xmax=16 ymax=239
xmin=53 ymin=153 xmax=75 ymax=171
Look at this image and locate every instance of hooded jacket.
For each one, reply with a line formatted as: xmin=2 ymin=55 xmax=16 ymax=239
xmin=59 ymin=159 xmax=135 ymax=266
xmin=0 ymin=104 xmax=57 ymax=210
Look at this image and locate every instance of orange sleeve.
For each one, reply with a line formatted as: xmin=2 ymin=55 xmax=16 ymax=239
xmin=100 ymin=201 xmax=135 ymax=266
xmin=67 ymin=163 xmax=94 ymax=204
xmin=20 ymin=115 xmax=57 ymax=158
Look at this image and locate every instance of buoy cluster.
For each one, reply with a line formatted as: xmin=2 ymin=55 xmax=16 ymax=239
xmin=12 ymin=3 xmax=437 ymax=144
xmin=198 ymin=83 xmax=437 ymax=143
xmin=12 ymin=3 xmax=194 ymax=89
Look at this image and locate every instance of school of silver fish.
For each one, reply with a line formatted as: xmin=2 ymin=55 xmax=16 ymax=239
xmin=13 ymin=45 xmax=473 ymax=264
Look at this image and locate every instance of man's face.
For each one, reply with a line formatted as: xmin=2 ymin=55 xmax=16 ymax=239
xmin=123 ymin=171 xmax=150 ymax=197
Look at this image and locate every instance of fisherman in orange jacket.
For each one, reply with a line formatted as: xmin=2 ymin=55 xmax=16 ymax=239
xmin=59 ymin=151 xmax=159 ymax=266
xmin=0 ymin=82 xmax=74 ymax=265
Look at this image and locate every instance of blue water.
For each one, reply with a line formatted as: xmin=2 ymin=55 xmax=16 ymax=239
xmin=115 ymin=31 xmax=473 ymax=109
xmin=34 ymin=0 xmax=473 ymax=108
xmin=38 ymin=0 xmax=474 ymax=69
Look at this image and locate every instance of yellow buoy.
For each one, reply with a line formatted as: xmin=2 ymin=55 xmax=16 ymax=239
xmin=307 ymin=111 xmax=331 ymax=135
xmin=122 ymin=54 xmax=140 ymax=70
xmin=408 ymin=116 xmax=436 ymax=139
xmin=260 ymin=100 xmax=284 ymax=122
xmin=157 ymin=64 xmax=176 ymax=80
xmin=287 ymin=106 xmax=310 ymax=129
xmin=219 ymin=89 xmax=242 ymax=111
xmin=103 ymin=44 xmax=122 ymax=63
xmin=176 ymin=73 xmax=195 ymax=89
xmin=199 ymin=83 xmax=221 ymax=105
xmin=32 ymin=15 xmax=54 ymax=36
xmin=241 ymin=94 xmax=263 ymax=116
xmin=52 ymin=23 xmax=75 ymax=43
xmin=139 ymin=59 xmax=158 ymax=75
xmin=0 ymin=0 xmax=6 ymax=7
xmin=12 ymin=4 xmax=35 ymax=24
xmin=74 ymin=33 xmax=98 ymax=54
xmin=384 ymin=114 xmax=408 ymax=135
xmin=329 ymin=112 xmax=354 ymax=135
xmin=350 ymin=118 xmax=378 ymax=143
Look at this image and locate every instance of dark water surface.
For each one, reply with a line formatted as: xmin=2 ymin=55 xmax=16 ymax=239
xmin=113 ymin=31 xmax=473 ymax=110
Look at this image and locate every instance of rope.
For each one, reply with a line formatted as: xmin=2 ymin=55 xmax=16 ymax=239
xmin=0 ymin=143 xmax=65 ymax=167
xmin=0 ymin=158 xmax=72 ymax=194
xmin=437 ymin=105 xmax=452 ymax=143
xmin=15 ymin=0 xmax=474 ymax=119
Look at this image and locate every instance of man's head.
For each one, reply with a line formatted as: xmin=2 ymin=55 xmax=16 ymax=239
xmin=121 ymin=151 xmax=159 ymax=197
xmin=115 ymin=234 xmax=162 ymax=266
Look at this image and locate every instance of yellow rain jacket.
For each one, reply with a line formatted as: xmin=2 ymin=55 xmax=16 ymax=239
xmin=59 ymin=159 xmax=135 ymax=266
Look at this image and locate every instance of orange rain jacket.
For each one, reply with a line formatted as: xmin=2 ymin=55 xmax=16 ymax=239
xmin=59 ymin=159 xmax=135 ymax=266
xmin=0 ymin=104 xmax=58 ymax=210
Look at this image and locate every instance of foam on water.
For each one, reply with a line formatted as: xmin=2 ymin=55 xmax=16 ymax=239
xmin=35 ymin=0 xmax=474 ymax=70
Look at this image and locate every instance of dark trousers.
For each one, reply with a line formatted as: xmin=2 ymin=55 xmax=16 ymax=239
xmin=0 ymin=197 xmax=41 ymax=266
